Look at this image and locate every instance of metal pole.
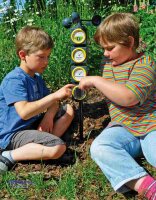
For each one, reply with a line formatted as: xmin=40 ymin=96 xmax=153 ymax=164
xmin=79 ymin=101 xmax=83 ymax=140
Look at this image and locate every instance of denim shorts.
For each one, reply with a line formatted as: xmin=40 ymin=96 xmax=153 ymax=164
xmin=7 ymin=105 xmax=67 ymax=150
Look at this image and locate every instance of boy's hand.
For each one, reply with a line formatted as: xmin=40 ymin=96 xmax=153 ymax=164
xmin=37 ymin=114 xmax=54 ymax=133
xmin=54 ymin=84 xmax=75 ymax=100
xmin=37 ymin=102 xmax=59 ymax=133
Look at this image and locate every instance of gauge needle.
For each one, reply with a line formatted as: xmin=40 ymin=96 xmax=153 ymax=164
xmin=79 ymin=72 xmax=83 ymax=75
xmin=78 ymin=52 xmax=83 ymax=57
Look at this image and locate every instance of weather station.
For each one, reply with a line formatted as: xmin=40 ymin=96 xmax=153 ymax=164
xmin=62 ymin=12 xmax=101 ymax=140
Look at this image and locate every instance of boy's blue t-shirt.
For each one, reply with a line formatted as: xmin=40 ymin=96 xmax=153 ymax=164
xmin=0 ymin=67 xmax=50 ymax=149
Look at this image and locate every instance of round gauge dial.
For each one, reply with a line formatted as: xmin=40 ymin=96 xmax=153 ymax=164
xmin=71 ymin=28 xmax=86 ymax=44
xmin=71 ymin=48 xmax=86 ymax=63
xmin=72 ymin=67 xmax=87 ymax=82
xmin=72 ymin=85 xmax=86 ymax=101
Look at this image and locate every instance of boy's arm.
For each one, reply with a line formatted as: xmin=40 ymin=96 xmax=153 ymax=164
xmin=14 ymin=84 xmax=74 ymax=120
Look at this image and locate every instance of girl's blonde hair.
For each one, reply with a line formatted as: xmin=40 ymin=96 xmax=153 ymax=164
xmin=94 ymin=13 xmax=139 ymax=49
xmin=15 ymin=26 xmax=54 ymax=55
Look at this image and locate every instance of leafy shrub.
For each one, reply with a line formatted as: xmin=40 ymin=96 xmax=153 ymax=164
xmin=0 ymin=1 xmax=155 ymax=89
xmin=135 ymin=10 xmax=156 ymax=61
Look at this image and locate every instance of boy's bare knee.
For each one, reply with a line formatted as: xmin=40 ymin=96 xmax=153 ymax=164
xmin=47 ymin=144 xmax=66 ymax=159
xmin=55 ymin=144 xmax=66 ymax=159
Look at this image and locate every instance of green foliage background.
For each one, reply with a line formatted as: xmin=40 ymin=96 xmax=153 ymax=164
xmin=0 ymin=0 xmax=155 ymax=91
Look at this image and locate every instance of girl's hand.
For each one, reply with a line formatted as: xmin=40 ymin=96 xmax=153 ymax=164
xmin=79 ymin=76 xmax=94 ymax=90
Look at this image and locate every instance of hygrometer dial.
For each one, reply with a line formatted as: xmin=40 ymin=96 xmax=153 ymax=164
xmin=71 ymin=47 xmax=86 ymax=63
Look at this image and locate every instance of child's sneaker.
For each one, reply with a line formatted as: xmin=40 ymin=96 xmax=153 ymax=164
xmin=0 ymin=154 xmax=14 ymax=174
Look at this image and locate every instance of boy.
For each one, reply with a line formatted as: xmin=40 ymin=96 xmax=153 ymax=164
xmin=79 ymin=13 xmax=156 ymax=199
xmin=0 ymin=26 xmax=74 ymax=173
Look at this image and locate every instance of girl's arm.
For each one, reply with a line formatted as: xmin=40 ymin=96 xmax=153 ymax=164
xmin=79 ymin=76 xmax=139 ymax=107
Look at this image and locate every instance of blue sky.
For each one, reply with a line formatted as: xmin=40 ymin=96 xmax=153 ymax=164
xmin=0 ymin=0 xmax=25 ymax=4
xmin=0 ymin=0 xmax=26 ymax=16
xmin=0 ymin=0 xmax=25 ymax=9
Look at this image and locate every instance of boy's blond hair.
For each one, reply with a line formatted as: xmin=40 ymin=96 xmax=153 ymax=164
xmin=94 ymin=13 xmax=139 ymax=49
xmin=15 ymin=26 xmax=54 ymax=55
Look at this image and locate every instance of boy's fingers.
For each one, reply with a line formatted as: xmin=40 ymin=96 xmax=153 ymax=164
xmin=66 ymin=84 xmax=75 ymax=89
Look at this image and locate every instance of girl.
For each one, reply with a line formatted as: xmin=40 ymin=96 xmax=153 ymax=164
xmin=79 ymin=13 xmax=156 ymax=199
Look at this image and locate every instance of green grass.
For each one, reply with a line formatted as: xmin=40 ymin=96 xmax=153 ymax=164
xmin=0 ymin=148 xmax=155 ymax=200
xmin=0 ymin=156 xmax=108 ymax=200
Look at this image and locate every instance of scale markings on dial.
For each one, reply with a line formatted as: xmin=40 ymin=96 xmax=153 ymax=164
xmin=71 ymin=66 xmax=87 ymax=82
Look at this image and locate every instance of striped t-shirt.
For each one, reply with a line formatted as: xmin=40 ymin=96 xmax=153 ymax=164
xmin=102 ymin=54 xmax=156 ymax=136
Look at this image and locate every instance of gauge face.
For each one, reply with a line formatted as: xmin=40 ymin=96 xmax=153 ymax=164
xmin=71 ymin=48 xmax=86 ymax=63
xmin=71 ymin=28 xmax=86 ymax=44
xmin=72 ymin=85 xmax=86 ymax=101
xmin=72 ymin=67 xmax=86 ymax=82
